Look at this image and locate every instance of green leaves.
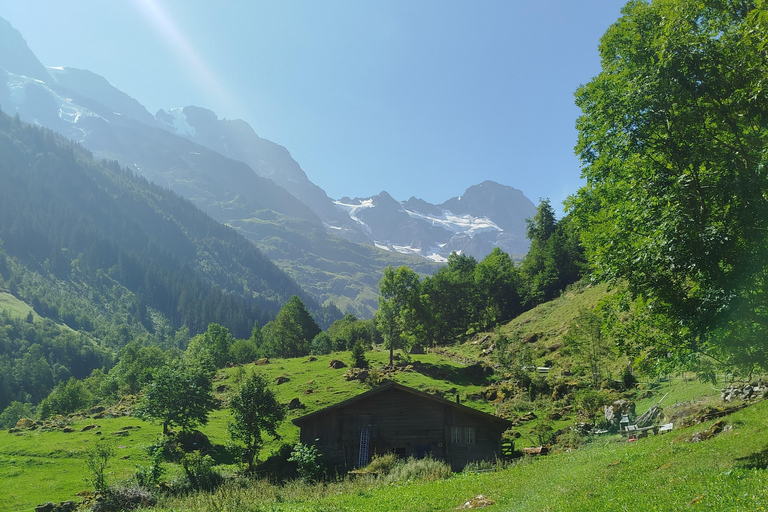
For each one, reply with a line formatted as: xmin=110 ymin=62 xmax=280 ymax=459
xmin=228 ymin=371 xmax=285 ymax=471
xmin=135 ymin=362 xmax=215 ymax=434
xmin=376 ymin=266 xmax=423 ymax=367
xmin=571 ymin=0 xmax=768 ymax=375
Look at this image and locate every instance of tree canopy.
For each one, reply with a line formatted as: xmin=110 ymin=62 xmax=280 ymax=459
xmin=228 ymin=371 xmax=285 ymax=471
xmin=569 ymin=0 xmax=768 ymax=375
xmin=136 ymin=362 xmax=216 ymax=434
xmin=262 ymin=296 xmax=321 ymax=358
xmin=376 ymin=266 xmax=422 ymax=367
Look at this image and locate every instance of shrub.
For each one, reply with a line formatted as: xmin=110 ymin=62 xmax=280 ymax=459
xmin=39 ymin=377 xmax=92 ymax=418
xmin=532 ymin=422 xmax=556 ymax=446
xmin=351 ymin=340 xmax=368 ymax=368
xmin=85 ymin=441 xmax=115 ymax=493
xmin=555 ymin=429 xmax=588 ymax=451
xmin=384 ymin=456 xmax=452 ymax=484
xmin=0 ymin=401 xmax=33 ymax=429
xmin=179 ymin=450 xmax=223 ymax=491
xmin=288 ymin=442 xmax=324 ymax=482
xmin=310 ymin=332 xmax=333 ymax=355
xmin=463 ymin=459 xmax=500 ymax=473
xmin=134 ymin=441 xmax=165 ymax=488
xmin=229 ymin=339 xmax=259 ymax=365
xmin=92 ymin=486 xmax=156 ymax=512
xmin=364 ymin=452 xmax=398 ymax=475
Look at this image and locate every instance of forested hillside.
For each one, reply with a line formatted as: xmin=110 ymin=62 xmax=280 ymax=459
xmin=0 ymin=109 xmax=340 ymax=411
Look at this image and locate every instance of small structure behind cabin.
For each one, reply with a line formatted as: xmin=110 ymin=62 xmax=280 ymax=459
xmin=292 ymin=382 xmax=511 ymax=471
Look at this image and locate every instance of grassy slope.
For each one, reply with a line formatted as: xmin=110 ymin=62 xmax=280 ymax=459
xmin=159 ymin=399 xmax=768 ymax=512
xmin=0 ymin=349 xmax=496 ymax=512
xmin=3 ymin=281 xmax=755 ymax=512
xmin=0 ymin=292 xmax=40 ymax=321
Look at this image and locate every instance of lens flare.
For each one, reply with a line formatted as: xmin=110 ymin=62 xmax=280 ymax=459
xmin=131 ymin=0 xmax=232 ymax=113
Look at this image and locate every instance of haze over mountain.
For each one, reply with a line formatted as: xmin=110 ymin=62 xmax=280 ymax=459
xmin=0 ymin=16 xmax=537 ymax=315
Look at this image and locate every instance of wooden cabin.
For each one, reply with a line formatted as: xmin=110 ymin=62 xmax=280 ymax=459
xmin=292 ymin=382 xmax=512 ymax=471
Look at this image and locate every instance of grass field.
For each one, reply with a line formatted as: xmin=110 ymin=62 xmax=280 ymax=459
xmin=0 ymin=347 xmax=500 ymax=512
xmin=0 ymin=292 xmax=41 ymax=321
xmin=2 ymin=281 xmax=758 ymax=512
xmin=149 ymin=398 xmax=768 ymax=512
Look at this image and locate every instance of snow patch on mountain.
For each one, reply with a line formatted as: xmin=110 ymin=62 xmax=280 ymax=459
xmin=334 ymin=198 xmax=375 ymax=215
xmin=157 ymin=107 xmax=196 ymax=137
xmin=4 ymin=71 xmax=105 ymax=141
xmin=403 ymin=208 xmax=502 ymax=236
xmin=331 ymin=184 xmax=535 ymax=261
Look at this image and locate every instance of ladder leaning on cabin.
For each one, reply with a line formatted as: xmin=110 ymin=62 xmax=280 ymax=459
xmin=358 ymin=427 xmax=371 ymax=468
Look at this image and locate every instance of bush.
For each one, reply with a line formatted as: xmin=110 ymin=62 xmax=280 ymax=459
xmin=363 ymin=452 xmax=398 ymax=475
xmin=229 ymin=339 xmax=259 ymax=365
xmin=310 ymin=332 xmax=333 ymax=355
xmin=288 ymin=442 xmax=324 ymax=482
xmin=85 ymin=442 xmax=115 ymax=493
xmin=134 ymin=441 xmax=165 ymax=488
xmin=0 ymin=401 xmax=33 ymax=429
xmin=555 ymin=429 xmax=588 ymax=451
xmin=39 ymin=377 xmax=92 ymax=418
xmin=384 ymin=456 xmax=452 ymax=484
xmin=179 ymin=450 xmax=223 ymax=491
xmin=462 ymin=459 xmax=500 ymax=473
xmin=351 ymin=340 xmax=368 ymax=368
xmin=532 ymin=422 xmax=556 ymax=446
xmin=92 ymin=486 xmax=156 ymax=512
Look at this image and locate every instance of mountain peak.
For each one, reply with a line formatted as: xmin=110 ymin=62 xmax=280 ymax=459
xmin=0 ymin=17 xmax=50 ymax=82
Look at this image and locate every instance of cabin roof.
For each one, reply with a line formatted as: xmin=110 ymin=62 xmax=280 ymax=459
xmin=292 ymin=381 xmax=511 ymax=428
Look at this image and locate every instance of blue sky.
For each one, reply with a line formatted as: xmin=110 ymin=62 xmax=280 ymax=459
xmin=1 ymin=0 xmax=627 ymax=210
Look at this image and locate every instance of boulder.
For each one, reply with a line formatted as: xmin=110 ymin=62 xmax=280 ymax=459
xmin=329 ymin=359 xmax=348 ymax=369
xmin=15 ymin=417 xmax=37 ymax=430
xmin=274 ymin=376 xmax=290 ymax=385
xmin=288 ymin=398 xmax=305 ymax=410
xmin=458 ymin=495 xmax=496 ymax=509
xmin=256 ymin=357 xmax=269 ymax=366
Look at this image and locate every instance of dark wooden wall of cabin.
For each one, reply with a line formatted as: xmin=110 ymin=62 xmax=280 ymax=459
xmin=298 ymin=387 xmax=506 ymax=471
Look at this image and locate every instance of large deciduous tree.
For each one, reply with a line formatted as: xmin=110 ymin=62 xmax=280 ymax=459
xmin=136 ymin=363 xmax=215 ymax=435
xmin=228 ymin=371 xmax=285 ymax=471
xmin=376 ymin=266 xmax=422 ymax=368
xmin=569 ymin=0 xmax=768 ymax=375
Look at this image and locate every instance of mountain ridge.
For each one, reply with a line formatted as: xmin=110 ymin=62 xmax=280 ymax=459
xmin=0 ymin=15 xmax=538 ymax=315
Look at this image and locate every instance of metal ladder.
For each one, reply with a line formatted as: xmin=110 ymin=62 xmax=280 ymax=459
xmin=358 ymin=427 xmax=371 ymax=468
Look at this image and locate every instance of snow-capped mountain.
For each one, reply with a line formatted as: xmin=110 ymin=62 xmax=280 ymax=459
xmin=152 ymin=106 xmax=537 ymax=261
xmin=0 ymin=15 xmax=539 ymax=315
xmin=334 ymin=181 xmax=536 ymax=262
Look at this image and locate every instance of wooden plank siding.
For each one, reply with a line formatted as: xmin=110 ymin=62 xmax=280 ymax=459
xmin=294 ymin=383 xmax=511 ymax=471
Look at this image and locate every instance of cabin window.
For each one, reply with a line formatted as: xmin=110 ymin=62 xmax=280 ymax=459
xmin=451 ymin=426 xmax=476 ymax=444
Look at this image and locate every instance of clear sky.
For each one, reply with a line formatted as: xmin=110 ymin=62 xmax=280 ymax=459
xmin=1 ymin=0 xmax=627 ymax=210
